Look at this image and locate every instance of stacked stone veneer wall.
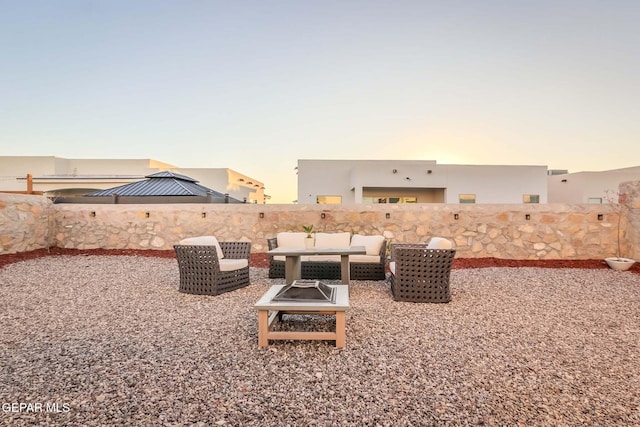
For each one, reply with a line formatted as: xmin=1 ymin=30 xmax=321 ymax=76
xmin=2 ymin=183 xmax=640 ymax=259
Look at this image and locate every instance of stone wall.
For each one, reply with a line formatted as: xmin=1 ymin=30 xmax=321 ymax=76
xmin=2 ymin=189 xmax=637 ymax=259
xmin=0 ymin=194 xmax=53 ymax=253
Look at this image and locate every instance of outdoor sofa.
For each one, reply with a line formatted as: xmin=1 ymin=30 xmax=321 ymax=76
xmin=267 ymin=232 xmax=387 ymax=281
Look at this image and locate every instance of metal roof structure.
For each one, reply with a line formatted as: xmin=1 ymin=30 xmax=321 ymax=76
xmin=86 ymin=171 xmax=240 ymax=202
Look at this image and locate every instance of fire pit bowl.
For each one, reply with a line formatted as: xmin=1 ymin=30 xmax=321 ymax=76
xmin=271 ymin=280 xmax=336 ymax=303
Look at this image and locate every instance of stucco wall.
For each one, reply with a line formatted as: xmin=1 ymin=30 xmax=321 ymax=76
xmin=2 ymin=188 xmax=639 ymax=260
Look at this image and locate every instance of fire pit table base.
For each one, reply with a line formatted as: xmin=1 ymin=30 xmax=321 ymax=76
xmin=254 ymin=284 xmax=349 ymax=348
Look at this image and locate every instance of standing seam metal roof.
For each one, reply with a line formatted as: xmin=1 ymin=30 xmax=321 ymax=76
xmin=86 ymin=171 xmax=231 ymax=198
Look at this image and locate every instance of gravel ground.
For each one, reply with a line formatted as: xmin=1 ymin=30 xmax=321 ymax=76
xmin=1 ymin=255 xmax=639 ymax=426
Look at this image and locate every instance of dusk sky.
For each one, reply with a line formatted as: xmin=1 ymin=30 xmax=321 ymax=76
xmin=1 ymin=1 xmax=638 ymax=203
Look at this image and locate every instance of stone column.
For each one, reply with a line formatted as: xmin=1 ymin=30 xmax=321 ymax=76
xmin=619 ymin=180 xmax=640 ymax=260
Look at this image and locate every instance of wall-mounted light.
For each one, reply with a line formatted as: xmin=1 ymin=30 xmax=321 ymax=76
xmin=525 ymin=214 xmax=531 ymax=220
xmin=201 ymin=212 xmax=207 ymax=218
xmin=321 ymin=213 xmax=326 ymax=219
xmin=89 ymin=211 xmax=96 ymax=217
xmin=427 ymin=170 xmax=432 ymax=174
xmin=454 ymin=213 xmax=459 ymax=220
xmin=145 ymin=212 xmax=150 ymax=218
xmin=597 ymin=214 xmax=604 ymax=221
xmin=385 ymin=213 xmax=391 ymax=219
xmin=561 ymin=179 xmax=567 ymax=183
xmin=259 ymin=212 xmax=264 ymax=219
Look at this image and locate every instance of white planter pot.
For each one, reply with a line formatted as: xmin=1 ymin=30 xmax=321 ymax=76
xmin=605 ymin=257 xmax=636 ymax=271
xmin=304 ymin=237 xmax=314 ymax=249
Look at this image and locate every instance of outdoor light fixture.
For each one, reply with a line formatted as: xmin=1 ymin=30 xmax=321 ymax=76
xmin=90 ymin=211 xmax=96 ymax=217
xmin=427 ymin=170 xmax=432 ymax=174
xmin=259 ymin=212 xmax=264 ymax=219
xmin=201 ymin=212 xmax=206 ymax=218
xmin=525 ymin=214 xmax=531 ymax=220
xmin=386 ymin=213 xmax=391 ymax=219
xmin=454 ymin=213 xmax=459 ymax=220
xmin=321 ymin=213 xmax=326 ymax=219
xmin=598 ymin=214 xmax=604 ymax=221
xmin=561 ymin=179 xmax=567 ymax=183
xmin=145 ymin=212 xmax=150 ymax=218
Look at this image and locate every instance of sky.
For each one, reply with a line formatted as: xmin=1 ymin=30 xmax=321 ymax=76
xmin=1 ymin=0 xmax=639 ymax=203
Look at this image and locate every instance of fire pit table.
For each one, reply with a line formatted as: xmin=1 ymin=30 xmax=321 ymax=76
xmin=254 ymin=282 xmax=349 ymax=348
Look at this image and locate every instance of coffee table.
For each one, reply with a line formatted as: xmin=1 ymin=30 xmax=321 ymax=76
xmin=254 ymin=284 xmax=350 ymax=348
xmin=266 ymin=246 xmax=366 ymax=284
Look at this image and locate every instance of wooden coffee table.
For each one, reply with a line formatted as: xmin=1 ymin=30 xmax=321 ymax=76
xmin=254 ymin=284 xmax=350 ymax=348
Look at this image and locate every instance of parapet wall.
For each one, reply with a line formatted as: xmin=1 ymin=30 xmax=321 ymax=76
xmin=2 ymin=183 xmax=640 ymax=260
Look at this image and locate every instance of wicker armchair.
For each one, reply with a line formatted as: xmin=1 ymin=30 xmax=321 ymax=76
xmin=174 ymin=238 xmax=251 ymax=296
xmin=389 ymin=242 xmax=456 ymax=303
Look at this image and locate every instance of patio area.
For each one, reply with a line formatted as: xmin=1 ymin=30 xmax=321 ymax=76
xmin=1 ymin=254 xmax=639 ymax=426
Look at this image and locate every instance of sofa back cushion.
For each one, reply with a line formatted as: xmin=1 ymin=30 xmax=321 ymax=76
xmin=314 ymin=232 xmax=351 ymax=249
xmin=179 ymin=236 xmax=224 ymax=259
xmin=350 ymin=234 xmax=385 ymax=256
xmin=276 ymin=232 xmax=307 ymax=249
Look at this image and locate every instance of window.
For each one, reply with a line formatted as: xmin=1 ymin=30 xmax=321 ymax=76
xmin=361 ymin=196 xmax=418 ymax=204
xmin=459 ymin=194 xmax=476 ymax=204
xmin=523 ymin=194 xmax=540 ymax=203
xmin=316 ymin=195 xmax=342 ymax=204
xmin=588 ymin=198 xmax=603 ymax=204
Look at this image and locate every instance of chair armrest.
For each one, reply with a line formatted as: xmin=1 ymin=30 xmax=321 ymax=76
xmin=378 ymin=239 xmax=387 ymax=262
xmin=220 ymin=241 xmax=251 ymax=260
xmin=267 ymin=237 xmax=278 ymax=251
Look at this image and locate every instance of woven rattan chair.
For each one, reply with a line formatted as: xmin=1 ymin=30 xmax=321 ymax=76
xmin=389 ymin=241 xmax=456 ymax=303
xmin=174 ymin=237 xmax=251 ymax=296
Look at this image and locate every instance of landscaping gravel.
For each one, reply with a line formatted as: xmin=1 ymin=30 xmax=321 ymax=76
xmin=1 ymin=255 xmax=639 ymax=426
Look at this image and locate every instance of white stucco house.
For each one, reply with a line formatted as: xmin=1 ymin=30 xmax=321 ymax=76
xmin=0 ymin=156 xmax=267 ymax=204
xmin=547 ymin=166 xmax=640 ymax=204
xmin=296 ymin=159 xmax=549 ymax=204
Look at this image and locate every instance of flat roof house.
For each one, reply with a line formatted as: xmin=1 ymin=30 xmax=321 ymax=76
xmin=0 ymin=156 xmax=267 ymax=204
xmin=297 ymin=159 xmax=548 ymax=204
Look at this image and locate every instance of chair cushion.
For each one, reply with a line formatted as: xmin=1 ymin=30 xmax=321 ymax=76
xmin=219 ymin=258 xmax=248 ymax=272
xmin=307 ymin=255 xmax=341 ymax=262
xmin=427 ymin=237 xmax=453 ymax=249
xmin=350 ymin=234 xmax=384 ymax=255
xmin=179 ymin=235 xmax=224 ymax=259
xmin=389 ymin=261 xmax=396 ymax=275
xmin=314 ymin=232 xmax=351 ymax=249
xmin=349 ymin=255 xmax=381 ymax=263
xmin=276 ymin=232 xmax=307 ymax=249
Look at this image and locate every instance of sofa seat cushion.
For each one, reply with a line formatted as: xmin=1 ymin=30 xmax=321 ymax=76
xmin=349 ymin=255 xmax=381 ymax=263
xmin=272 ymin=255 xmax=312 ymax=262
xmin=179 ymin=235 xmax=224 ymax=259
xmin=314 ymin=232 xmax=351 ymax=249
xmin=219 ymin=258 xmax=249 ymax=272
xmin=276 ymin=232 xmax=307 ymax=249
xmin=307 ymin=255 xmax=341 ymax=262
xmin=350 ymin=234 xmax=385 ymax=255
